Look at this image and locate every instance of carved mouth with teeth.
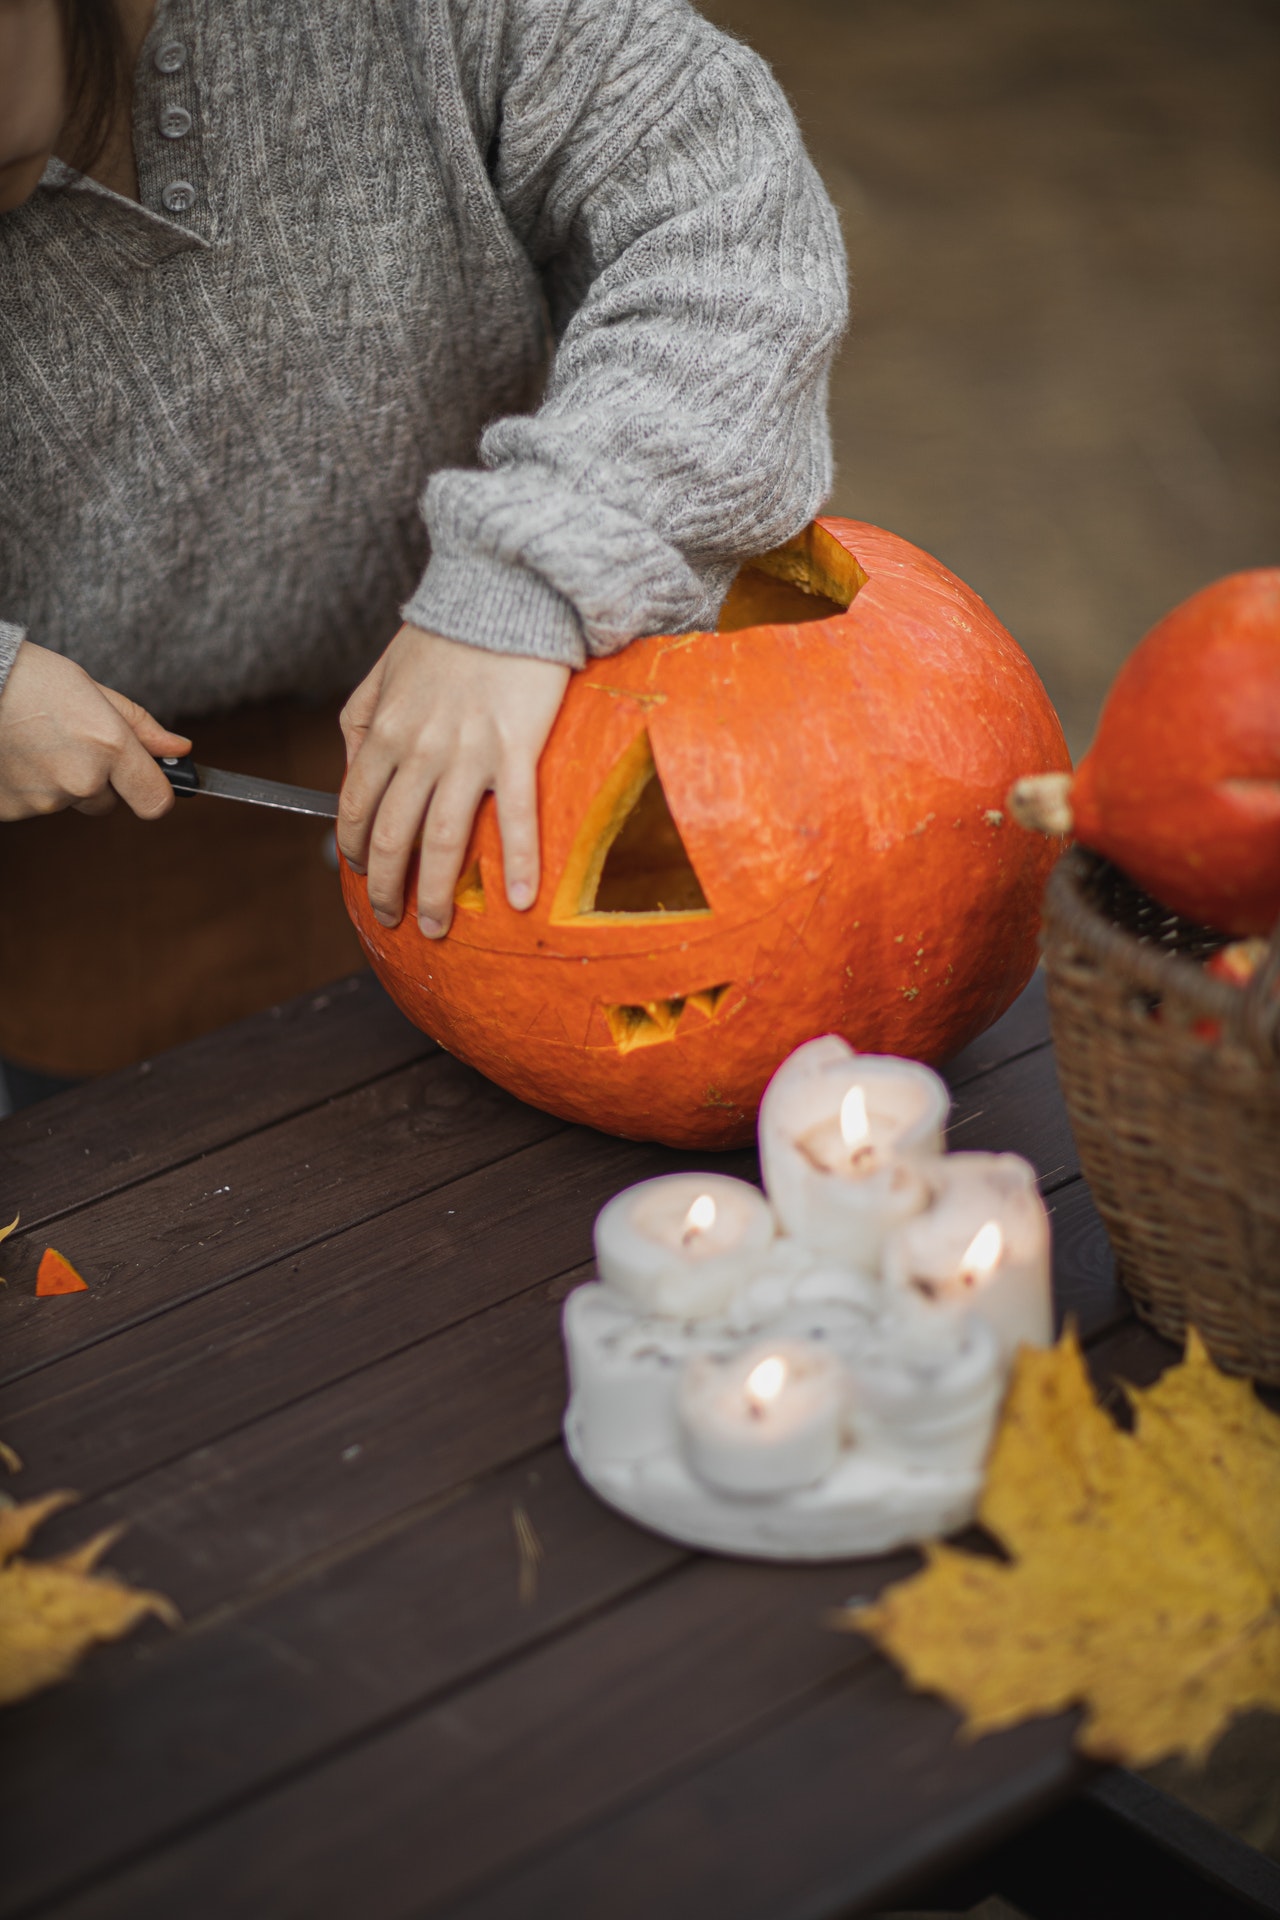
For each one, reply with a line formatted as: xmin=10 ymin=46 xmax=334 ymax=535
xmin=603 ymin=983 xmax=732 ymax=1054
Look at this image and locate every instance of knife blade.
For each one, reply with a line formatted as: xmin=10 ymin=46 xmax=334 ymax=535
xmin=157 ymin=753 xmax=340 ymax=820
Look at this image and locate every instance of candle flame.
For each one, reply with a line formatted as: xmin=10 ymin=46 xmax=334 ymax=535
xmin=839 ymin=1083 xmax=870 ymax=1151
xmin=744 ymin=1355 xmax=787 ymax=1406
xmin=682 ymin=1192 xmax=717 ymax=1244
xmin=960 ymin=1220 xmax=1003 ymax=1283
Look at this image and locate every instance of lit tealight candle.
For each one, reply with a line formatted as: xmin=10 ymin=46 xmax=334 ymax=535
xmin=678 ymin=1338 xmax=849 ymax=1495
xmin=882 ymin=1152 xmax=1052 ymax=1361
xmin=594 ymin=1172 xmax=775 ymax=1320
xmin=758 ymin=1036 xmax=949 ymax=1268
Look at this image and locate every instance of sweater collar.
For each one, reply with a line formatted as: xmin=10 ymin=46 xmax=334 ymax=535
xmin=39 ymin=158 xmax=210 ymax=263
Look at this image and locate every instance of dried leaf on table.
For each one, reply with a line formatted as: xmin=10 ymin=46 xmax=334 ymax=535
xmin=512 ymin=1502 xmax=544 ymax=1606
xmin=35 ymin=1248 xmax=88 ymax=1296
xmin=0 ymin=1210 xmax=18 ymax=1284
xmin=0 ymin=1493 xmax=178 ymax=1708
xmin=837 ymin=1329 xmax=1280 ymax=1769
xmin=0 ymin=1490 xmax=81 ymax=1563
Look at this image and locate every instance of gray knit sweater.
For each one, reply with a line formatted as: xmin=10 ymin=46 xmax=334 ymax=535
xmin=0 ymin=0 xmax=845 ymax=721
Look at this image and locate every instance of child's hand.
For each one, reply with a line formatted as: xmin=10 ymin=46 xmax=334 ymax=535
xmin=338 ymin=624 xmax=571 ymax=938
xmin=0 ymin=642 xmax=191 ymax=821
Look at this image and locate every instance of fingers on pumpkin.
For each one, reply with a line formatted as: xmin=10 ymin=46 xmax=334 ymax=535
xmin=338 ymin=740 xmax=402 ymax=892
xmin=417 ymin=768 xmax=491 ymax=936
xmin=495 ymin=758 xmax=540 ymax=912
xmin=359 ymin=762 xmax=435 ymax=927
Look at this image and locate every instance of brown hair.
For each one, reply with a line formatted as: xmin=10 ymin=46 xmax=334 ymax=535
xmin=59 ymin=0 xmax=127 ymax=173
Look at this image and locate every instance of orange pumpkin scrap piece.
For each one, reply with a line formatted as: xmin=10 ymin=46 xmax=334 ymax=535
xmin=35 ymin=1248 xmax=88 ymax=1296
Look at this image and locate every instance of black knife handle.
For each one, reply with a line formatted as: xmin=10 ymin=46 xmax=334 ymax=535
xmin=156 ymin=753 xmax=200 ymax=796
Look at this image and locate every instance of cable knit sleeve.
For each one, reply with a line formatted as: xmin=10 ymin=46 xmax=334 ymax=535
xmin=0 ymin=620 xmax=25 ymax=699
xmin=403 ymin=0 xmax=847 ymax=667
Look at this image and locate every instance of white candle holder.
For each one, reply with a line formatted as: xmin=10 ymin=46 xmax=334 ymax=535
xmin=562 ymin=1043 xmax=1052 ymax=1563
xmin=563 ymin=1250 xmax=1007 ymax=1560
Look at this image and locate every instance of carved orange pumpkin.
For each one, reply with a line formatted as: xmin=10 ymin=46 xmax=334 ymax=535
xmin=342 ymin=519 xmax=1069 ymax=1147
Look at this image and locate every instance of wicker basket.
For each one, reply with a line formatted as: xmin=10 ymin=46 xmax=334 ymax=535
xmin=1040 ymin=847 xmax=1280 ymax=1383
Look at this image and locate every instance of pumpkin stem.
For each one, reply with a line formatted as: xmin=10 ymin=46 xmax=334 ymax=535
xmin=1007 ymin=772 xmax=1075 ymax=837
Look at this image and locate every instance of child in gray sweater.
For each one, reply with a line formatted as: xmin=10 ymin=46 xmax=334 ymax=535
xmin=0 ymin=0 xmax=844 ymax=1015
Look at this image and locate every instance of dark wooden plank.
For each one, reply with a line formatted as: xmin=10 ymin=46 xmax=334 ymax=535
xmin=1 ymin=1142 xmax=682 ymax=1550
xmin=0 ymin=960 xmax=1048 ymax=1245
xmin=1 ymin=1177 xmax=1130 ymax=1917
xmin=0 ymin=1446 xmax=686 ymax=1920
xmin=1 ymin=1168 xmax=1113 ymax=1538
xmin=1085 ymin=1772 xmax=1280 ymax=1915
xmin=0 ymin=972 xmax=430 ymax=1230
xmin=0 ymin=1113 xmax=740 ymax=1512
xmin=942 ymin=968 xmax=1049 ymax=1088
xmin=0 ymin=1049 xmax=565 ymax=1386
xmin=1 ymin=1030 xmax=1068 ymax=1447
xmin=20 ymin=1548 xmax=893 ymax=1920
xmin=1046 ymin=1177 xmax=1124 ymax=1338
xmin=6 ymin=1145 xmax=1100 ymax=1623
xmin=444 ymin=1652 xmax=1089 ymax=1920
xmin=3 ymin=1269 xmax=581 ymax=1617
xmin=38 ymin=1309 xmax=1168 ymax=1920
xmin=943 ymin=1039 xmax=1078 ymax=1191
xmin=0 ymin=1001 xmax=751 ymax=1487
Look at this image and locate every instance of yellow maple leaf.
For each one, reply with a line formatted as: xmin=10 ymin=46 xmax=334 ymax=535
xmin=0 ymin=1210 xmax=18 ymax=1285
xmin=0 ymin=1493 xmax=178 ymax=1708
xmin=841 ymin=1329 xmax=1280 ymax=1768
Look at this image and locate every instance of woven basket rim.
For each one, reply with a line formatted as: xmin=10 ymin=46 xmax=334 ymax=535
xmin=1043 ymin=849 xmax=1280 ymax=1065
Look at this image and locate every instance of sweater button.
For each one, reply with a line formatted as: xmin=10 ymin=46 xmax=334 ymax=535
xmin=158 ymin=106 xmax=193 ymax=139
xmin=154 ymin=41 xmax=187 ymax=73
xmin=161 ymin=180 xmax=197 ymax=214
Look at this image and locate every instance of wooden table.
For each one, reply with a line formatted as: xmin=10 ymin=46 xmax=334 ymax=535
xmin=0 ymin=970 xmax=1174 ymax=1920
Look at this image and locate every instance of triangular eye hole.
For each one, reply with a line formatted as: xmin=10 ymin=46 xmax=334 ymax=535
xmin=551 ymin=731 xmax=710 ymax=923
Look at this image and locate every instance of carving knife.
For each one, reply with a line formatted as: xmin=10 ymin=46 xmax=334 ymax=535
xmin=156 ymin=753 xmax=340 ymax=820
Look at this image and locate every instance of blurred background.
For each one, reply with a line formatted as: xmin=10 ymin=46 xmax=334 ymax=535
xmin=700 ymin=0 xmax=1280 ymax=759
xmin=697 ymin=0 xmax=1280 ymax=1869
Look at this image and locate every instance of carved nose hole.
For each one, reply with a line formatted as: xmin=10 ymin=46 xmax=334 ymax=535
xmin=551 ymin=730 xmax=710 ymax=923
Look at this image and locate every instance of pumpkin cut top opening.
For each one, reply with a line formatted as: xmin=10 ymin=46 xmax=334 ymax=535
xmin=715 ymin=566 xmax=845 ymax=632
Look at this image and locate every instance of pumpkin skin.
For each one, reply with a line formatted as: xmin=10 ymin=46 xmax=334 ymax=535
xmin=342 ymin=519 xmax=1069 ymax=1147
xmin=1068 ymin=571 xmax=1280 ymax=936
